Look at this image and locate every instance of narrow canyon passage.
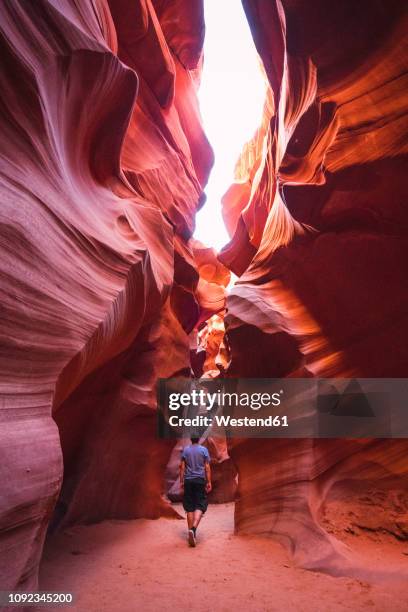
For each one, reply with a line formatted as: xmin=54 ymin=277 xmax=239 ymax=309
xmin=1 ymin=0 xmax=408 ymax=611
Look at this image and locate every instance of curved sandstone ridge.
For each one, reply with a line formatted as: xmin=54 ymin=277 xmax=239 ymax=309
xmin=223 ymin=0 xmax=408 ymax=376
xmin=0 ymin=0 xmax=226 ymax=592
xmin=230 ymin=438 xmax=408 ymax=577
xmin=222 ymin=0 xmax=408 ymax=573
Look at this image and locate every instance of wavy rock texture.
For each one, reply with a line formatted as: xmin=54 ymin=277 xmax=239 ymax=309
xmin=0 ymin=0 xmax=226 ymax=593
xmin=223 ymin=0 xmax=408 ymax=574
xmin=1 ymin=0 xmax=407 ymax=596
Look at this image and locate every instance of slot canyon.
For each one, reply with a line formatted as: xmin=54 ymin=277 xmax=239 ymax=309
xmin=0 ymin=1 xmax=408 ymax=610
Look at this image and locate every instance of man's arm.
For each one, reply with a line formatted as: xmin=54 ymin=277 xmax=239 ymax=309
xmin=205 ymin=461 xmax=212 ymax=493
xmin=179 ymin=458 xmax=185 ymax=488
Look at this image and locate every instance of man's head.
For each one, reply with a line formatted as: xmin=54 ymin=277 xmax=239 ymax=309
xmin=190 ymin=436 xmax=200 ymax=444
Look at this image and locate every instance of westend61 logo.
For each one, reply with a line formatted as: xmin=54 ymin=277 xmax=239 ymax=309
xmin=157 ymin=378 xmax=407 ymax=439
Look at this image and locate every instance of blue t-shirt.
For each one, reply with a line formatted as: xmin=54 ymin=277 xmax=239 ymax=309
xmin=182 ymin=444 xmax=210 ymax=480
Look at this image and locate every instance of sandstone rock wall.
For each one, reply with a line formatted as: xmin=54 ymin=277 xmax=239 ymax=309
xmin=0 ymin=0 xmax=222 ymax=593
xmin=222 ymin=0 xmax=408 ymax=574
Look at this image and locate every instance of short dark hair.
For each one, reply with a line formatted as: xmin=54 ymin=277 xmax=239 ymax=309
xmin=191 ymin=436 xmax=200 ymax=444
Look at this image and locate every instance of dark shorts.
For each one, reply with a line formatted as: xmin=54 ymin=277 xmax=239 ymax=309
xmin=183 ymin=478 xmax=208 ymax=513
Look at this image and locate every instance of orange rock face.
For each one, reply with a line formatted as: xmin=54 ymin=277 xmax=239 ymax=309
xmin=222 ymin=0 xmax=408 ymax=572
xmin=0 ymin=0 xmax=225 ymax=593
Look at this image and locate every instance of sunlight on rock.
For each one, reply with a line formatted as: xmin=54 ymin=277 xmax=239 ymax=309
xmin=195 ymin=0 xmax=266 ymax=250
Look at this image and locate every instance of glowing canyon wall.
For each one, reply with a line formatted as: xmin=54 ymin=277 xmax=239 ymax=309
xmin=0 ymin=0 xmax=228 ymax=592
xmin=222 ymin=0 xmax=408 ymax=575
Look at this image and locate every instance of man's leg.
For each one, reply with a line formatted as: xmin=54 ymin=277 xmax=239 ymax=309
xmin=184 ymin=481 xmax=195 ymax=543
xmin=187 ymin=510 xmax=196 ymax=547
xmin=192 ymin=480 xmax=208 ymax=532
xmin=187 ymin=510 xmax=201 ymax=547
xmin=192 ymin=509 xmax=203 ymax=529
xmin=187 ymin=512 xmax=194 ymax=529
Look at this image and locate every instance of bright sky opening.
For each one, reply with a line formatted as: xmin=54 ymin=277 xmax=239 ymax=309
xmin=195 ymin=0 xmax=266 ymax=251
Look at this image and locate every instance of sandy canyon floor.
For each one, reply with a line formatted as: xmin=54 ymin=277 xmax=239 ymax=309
xmin=39 ymin=503 xmax=408 ymax=612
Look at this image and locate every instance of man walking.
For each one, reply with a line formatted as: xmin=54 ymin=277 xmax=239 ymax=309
xmin=179 ymin=437 xmax=212 ymax=547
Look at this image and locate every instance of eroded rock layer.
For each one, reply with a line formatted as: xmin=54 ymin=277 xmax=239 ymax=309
xmin=0 ymin=0 xmax=225 ymax=592
xmin=222 ymin=0 xmax=408 ymax=574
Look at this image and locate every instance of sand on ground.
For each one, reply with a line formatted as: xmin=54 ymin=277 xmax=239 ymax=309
xmin=38 ymin=503 xmax=408 ymax=612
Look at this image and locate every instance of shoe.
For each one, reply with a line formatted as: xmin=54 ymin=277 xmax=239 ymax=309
xmin=188 ymin=529 xmax=196 ymax=547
